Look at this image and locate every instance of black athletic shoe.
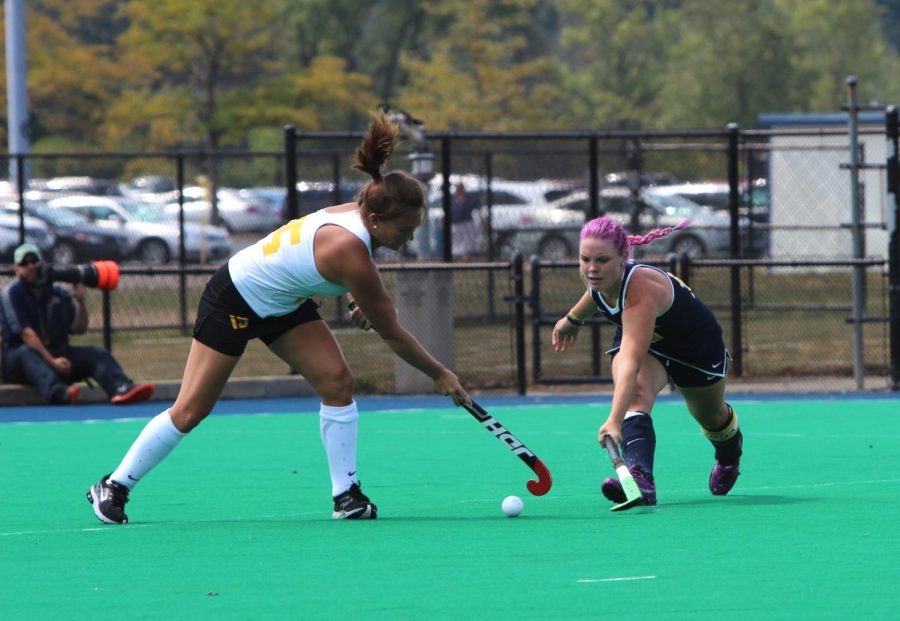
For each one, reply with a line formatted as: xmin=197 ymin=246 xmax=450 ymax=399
xmin=332 ymin=482 xmax=377 ymax=519
xmin=86 ymin=474 xmax=130 ymax=524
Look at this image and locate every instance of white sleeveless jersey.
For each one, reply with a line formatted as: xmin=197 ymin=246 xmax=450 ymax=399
xmin=228 ymin=208 xmax=372 ymax=318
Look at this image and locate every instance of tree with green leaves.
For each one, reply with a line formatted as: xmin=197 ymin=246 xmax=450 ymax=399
xmin=6 ymin=0 xmax=900 ymax=156
xmin=776 ymin=0 xmax=900 ymax=109
xmin=557 ymin=0 xmax=670 ymax=129
xmin=1 ymin=0 xmax=126 ymax=152
xmin=109 ymin=0 xmax=287 ymax=151
xmin=656 ymin=0 xmax=805 ymax=129
xmin=395 ymin=0 xmax=568 ymax=130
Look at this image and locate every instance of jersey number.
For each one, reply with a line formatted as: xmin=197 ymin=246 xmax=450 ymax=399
xmin=262 ymin=217 xmax=306 ymax=256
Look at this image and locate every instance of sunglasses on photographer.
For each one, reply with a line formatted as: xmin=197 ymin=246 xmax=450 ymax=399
xmin=17 ymin=257 xmax=39 ymax=266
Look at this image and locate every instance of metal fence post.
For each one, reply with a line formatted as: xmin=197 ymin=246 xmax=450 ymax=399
xmin=513 ymin=254 xmax=526 ymax=395
xmin=529 ymin=255 xmax=541 ymax=387
xmin=485 ymin=151 xmax=496 ymax=261
xmin=485 ymin=151 xmax=497 ymax=321
xmin=886 ymin=106 xmax=900 ymax=390
xmin=331 ymin=153 xmax=341 ymax=204
xmin=15 ymin=154 xmax=26 ymax=242
xmin=727 ymin=123 xmax=743 ymax=377
xmin=284 ymin=125 xmax=298 ymax=222
xmin=176 ymin=153 xmax=188 ymax=332
xmin=847 ymin=76 xmax=865 ymax=389
xmin=589 ymin=136 xmax=599 ymax=219
xmin=441 ymin=136 xmax=452 ymax=262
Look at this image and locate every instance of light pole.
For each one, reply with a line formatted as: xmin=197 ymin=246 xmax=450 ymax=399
xmin=5 ymin=0 xmax=31 ymax=188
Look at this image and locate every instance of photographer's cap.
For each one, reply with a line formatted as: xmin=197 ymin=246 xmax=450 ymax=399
xmin=14 ymin=243 xmax=42 ymax=265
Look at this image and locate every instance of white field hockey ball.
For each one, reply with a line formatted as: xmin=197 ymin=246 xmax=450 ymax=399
xmin=502 ymin=495 xmax=524 ymax=517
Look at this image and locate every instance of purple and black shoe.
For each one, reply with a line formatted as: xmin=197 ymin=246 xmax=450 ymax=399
xmin=600 ymin=465 xmax=657 ymax=506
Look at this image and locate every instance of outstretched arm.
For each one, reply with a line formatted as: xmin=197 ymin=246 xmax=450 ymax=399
xmin=552 ymin=290 xmax=596 ymax=352
xmin=598 ymin=272 xmax=667 ymax=444
xmin=318 ymin=230 xmax=469 ymax=405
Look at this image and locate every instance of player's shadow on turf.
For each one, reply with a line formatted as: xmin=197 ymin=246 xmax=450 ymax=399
xmin=662 ymin=494 xmax=814 ymax=508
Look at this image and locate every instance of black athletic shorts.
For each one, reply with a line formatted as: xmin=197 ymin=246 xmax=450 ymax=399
xmin=193 ymin=264 xmax=322 ymax=356
xmin=608 ymin=328 xmax=729 ymax=389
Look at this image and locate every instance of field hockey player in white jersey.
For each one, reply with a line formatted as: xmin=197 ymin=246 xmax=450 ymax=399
xmin=552 ymin=216 xmax=742 ymax=509
xmin=87 ymin=111 xmax=470 ymax=524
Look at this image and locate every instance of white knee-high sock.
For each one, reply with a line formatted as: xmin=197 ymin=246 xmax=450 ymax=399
xmin=319 ymin=401 xmax=359 ymax=496
xmin=110 ymin=410 xmax=186 ymax=490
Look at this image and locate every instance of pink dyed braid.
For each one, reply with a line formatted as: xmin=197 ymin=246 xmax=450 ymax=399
xmin=580 ymin=216 xmax=692 ymax=254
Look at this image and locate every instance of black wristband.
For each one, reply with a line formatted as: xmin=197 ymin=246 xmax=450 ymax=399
xmin=565 ymin=313 xmax=584 ymax=327
xmin=347 ymin=300 xmax=357 ymax=311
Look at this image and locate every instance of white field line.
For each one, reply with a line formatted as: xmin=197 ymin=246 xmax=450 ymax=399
xmin=577 ymin=575 xmax=657 ymax=583
xmin=0 ymin=524 xmax=154 ymax=537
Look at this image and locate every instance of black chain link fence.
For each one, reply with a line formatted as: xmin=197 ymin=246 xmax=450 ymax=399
xmin=0 ymin=121 xmax=895 ymax=392
xmin=529 ymin=257 xmax=888 ymax=386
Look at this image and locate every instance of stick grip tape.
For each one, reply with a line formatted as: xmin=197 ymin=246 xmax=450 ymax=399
xmin=603 ymin=435 xmax=625 ymax=468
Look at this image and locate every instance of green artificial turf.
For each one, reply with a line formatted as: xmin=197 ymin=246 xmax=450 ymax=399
xmin=1 ymin=398 xmax=898 ymax=620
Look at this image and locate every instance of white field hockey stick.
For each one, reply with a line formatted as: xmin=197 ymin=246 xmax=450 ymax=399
xmin=603 ymin=436 xmax=644 ymax=512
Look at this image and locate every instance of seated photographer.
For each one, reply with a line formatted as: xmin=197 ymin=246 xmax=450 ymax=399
xmin=0 ymin=243 xmax=155 ymax=405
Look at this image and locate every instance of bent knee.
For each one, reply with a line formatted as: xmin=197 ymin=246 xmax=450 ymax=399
xmin=168 ymin=403 xmax=212 ymax=433
xmin=313 ymin=366 xmax=354 ymax=403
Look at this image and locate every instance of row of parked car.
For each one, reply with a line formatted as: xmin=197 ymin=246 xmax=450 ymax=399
xmin=0 ymin=172 xmax=771 ymax=265
xmin=0 ymin=175 xmax=288 ymax=265
xmin=27 ymin=175 xmax=285 ymax=234
xmin=424 ymin=174 xmax=771 ymax=260
xmin=0 ymin=196 xmax=235 ymax=265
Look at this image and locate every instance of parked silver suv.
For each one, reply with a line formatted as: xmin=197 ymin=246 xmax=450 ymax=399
xmin=648 ymin=181 xmax=770 ymax=257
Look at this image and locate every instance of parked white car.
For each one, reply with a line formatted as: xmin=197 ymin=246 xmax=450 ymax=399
xmin=164 ymin=187 xmax=283 ymax=233
xmin=46 ymin=195 xmax=232 ymax=264
xmin=426 ymin=176 xmax=585 ymax=259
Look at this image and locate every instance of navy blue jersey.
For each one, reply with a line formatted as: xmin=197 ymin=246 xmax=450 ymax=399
xmin=590 ymin=262 xmax=727 ymax=385
xmin=0 ymin=280 xmax=75 ymax=360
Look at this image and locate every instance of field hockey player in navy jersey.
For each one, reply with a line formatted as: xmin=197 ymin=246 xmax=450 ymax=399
xmin=552 ymin=216 xmax=742 ymax=508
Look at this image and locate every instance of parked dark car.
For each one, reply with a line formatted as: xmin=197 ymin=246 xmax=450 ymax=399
xmin=4 ymin=202 xmax=128 ymax=263
xmin=0 ymin=211 xmax=56 ymax=263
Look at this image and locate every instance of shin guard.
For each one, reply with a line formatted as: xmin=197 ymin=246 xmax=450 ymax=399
xmin=621 ymin=411 xmax=656 ymax=475
xmin=319 ymin=401 xmax=359 ymax=496
xmin=703 ymin=403 xmax=742 ymax=466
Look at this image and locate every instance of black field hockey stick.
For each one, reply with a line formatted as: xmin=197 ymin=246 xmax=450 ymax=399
xmin=603 ymin=436 xmax=644 ymax=512
xmin=462 ymin=400 xmax=552 ymax=496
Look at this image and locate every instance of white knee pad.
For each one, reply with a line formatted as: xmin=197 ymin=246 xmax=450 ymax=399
xmin=319 ymin=401 xmax=358 ymax=424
